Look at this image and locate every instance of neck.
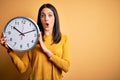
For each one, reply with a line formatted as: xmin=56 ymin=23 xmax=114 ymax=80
xmin=44 ymin=30 xmax=52 ymax=36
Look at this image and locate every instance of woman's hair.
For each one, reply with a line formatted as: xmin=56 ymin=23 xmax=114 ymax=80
xmin=37 ymin=3 xmax=61 ymax=44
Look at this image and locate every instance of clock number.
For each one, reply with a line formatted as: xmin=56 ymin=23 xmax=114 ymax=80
xmin=31 ymin=40 xmax=34 ymax=43
xmin=34 ymin=34 xmax=37 ymax=37
xmin=10 ymin=38 xmax=12 ymax=41
xmin=29 ymin=23 xmax=31 ymax=26
xmin=11 ymin=26 xmax=14 ymax=29
xmin=20 ymin=45 xmax=22 ymax=49
xmin=15 ymin=21 xmax=19 ymax=25
xmin=27 ymin=43 xmax=29 ymax=48
xmin=8 ymin=31 xmax=11 ymax=35
xmin=22 ymin=19 xmax=26 ymax=24
xmin=13 ymin=42 xmax=17 ymax=47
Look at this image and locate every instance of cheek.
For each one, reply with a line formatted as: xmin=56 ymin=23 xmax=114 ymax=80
xmin=40 ymin=19 xmax=44 ymax=25
xmin=51 ymin=18 xmax=55 ymax=26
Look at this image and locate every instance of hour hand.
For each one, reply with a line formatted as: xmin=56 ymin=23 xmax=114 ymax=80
xmin=13 ymin=27 xmax=25 ymax=36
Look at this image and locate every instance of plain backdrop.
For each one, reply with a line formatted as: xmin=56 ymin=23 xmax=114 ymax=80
xmin=0 ymin=0 xmax=120 ymax=80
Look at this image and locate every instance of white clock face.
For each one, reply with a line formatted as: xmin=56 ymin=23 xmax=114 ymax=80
xmin=4 ymin=16 xmax=40 ymax=52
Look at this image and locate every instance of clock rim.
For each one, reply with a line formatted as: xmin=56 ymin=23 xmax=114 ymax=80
xmin=4 ymin=16 xmax=40 ymax=52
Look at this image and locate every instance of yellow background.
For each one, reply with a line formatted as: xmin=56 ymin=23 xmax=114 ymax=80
xmin=0 ymin=0 xmax=120 ymax=80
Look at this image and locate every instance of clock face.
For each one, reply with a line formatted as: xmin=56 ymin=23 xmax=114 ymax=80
xmin=4 ymin=16 xmax=40 ymax=52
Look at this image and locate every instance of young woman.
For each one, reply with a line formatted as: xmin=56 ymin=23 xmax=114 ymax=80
xmin=0 ymin=3 xmax=70 ymax=80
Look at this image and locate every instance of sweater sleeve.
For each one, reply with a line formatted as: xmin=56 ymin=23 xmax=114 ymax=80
xmin=49 ymin=36 xmax=70 ymax=73
xmin=9 ymin=51 xmax=31 ymax=73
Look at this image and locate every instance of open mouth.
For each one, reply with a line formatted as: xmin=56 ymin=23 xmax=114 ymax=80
xmin=46 ymin=23 xmax=49 ymax=26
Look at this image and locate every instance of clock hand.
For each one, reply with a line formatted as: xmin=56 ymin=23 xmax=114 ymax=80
xmin=13 ymin=27 xmax=25 ymax=36
xmin=21 ymin=25 xmax=24 ymax=40
xmin=23 ymin=30 xmax=36 ymax=34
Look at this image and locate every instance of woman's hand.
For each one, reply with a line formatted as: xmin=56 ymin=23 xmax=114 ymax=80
xmin=0 ymin=33 xmax=12 ymax=53
xmin=38 ymin=32 xmax=53 ymax=57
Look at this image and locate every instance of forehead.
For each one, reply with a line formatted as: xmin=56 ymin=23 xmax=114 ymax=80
xmin=41 ymin=8 xmax=53 ymax=14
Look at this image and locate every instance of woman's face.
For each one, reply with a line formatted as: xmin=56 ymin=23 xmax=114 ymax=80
xmin=40 ymin=8 xmax=55 ymax=33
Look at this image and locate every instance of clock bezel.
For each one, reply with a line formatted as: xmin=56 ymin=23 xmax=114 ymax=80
xmin=4 ymin=16 xmax=40 ymax=52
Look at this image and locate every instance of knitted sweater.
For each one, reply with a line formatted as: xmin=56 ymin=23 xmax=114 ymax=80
xmin=9 ymin=34 xmax=70 ymax=80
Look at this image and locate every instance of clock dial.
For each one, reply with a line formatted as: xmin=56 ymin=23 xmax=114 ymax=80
xmin=4 ymin=16 xmax=40 ymax=52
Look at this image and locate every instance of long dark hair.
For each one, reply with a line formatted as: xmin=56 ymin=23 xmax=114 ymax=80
xmin=37 ymin=3 xmax=61 ymax=44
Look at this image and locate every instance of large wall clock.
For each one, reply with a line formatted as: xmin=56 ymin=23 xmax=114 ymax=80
xmin=4 ymin=16 xmax=40 ymax=52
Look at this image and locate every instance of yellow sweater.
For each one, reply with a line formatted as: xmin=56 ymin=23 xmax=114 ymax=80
xmin=9 ymin=34 xmax=70 ymax=80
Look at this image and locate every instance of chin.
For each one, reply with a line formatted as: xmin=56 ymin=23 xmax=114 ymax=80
xmin=44 ymin=28 xmax=51 ymax=31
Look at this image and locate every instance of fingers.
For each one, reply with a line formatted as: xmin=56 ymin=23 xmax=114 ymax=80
xmin=0 ymin=32 xmax=6 ymax=40
xmin=1 ymin=32 xmax=4 ymax=38
xmin=38 ymin=32 xmax=42 ymax=38
xmin=0 ymin=32 xmax=7 ymax=46
xmin=0 ymin=38 xmax=7 ymax=46
xmin=38 ymin=31 xmax=42 ymax=36
xmin=38 ymin=32 xmax=43 ymax=42
xmin=0 ymin=33 xmax=12 ymax=51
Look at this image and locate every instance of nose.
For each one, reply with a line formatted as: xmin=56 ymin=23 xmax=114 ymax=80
xmin=45 ymin=15 xmax=48 ymax=21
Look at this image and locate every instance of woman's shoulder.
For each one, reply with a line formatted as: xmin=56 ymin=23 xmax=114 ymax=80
xmin=61 ymin=34 xmax=69 ymax=41
xmin=61 ymin=34 xmax=67 ymax=38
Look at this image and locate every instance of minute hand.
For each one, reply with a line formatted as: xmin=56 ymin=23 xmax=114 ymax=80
xmin=23 ymin=30 xmax=36 ymax=34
